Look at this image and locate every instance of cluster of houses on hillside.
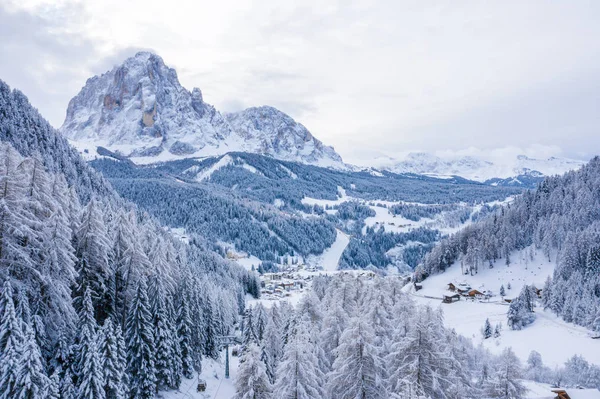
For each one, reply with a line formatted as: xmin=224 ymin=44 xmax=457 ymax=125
xmin=260 ymin=272 xmax=307 ymax=299
xmin=442 ymin=282 xmax=494 ymax=304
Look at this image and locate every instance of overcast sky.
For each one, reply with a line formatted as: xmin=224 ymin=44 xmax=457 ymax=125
xmin=1 ymin=0 xmax=599 ymax=165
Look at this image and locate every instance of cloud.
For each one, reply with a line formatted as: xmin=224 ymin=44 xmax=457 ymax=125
xmin=1 ymin=0 xmax=599 ymax=162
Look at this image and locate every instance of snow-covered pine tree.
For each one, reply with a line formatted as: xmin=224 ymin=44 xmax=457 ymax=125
xmin=260 ymin=317 xmax=281 ymax=385
xmin=319 ymin=301 xmax=348 ymax=366
xmin=202 ymin=292 xmax=219 ymax=360
xmin=272 ymin=318 xmax=324 ymax=399
xmin=126 ymin=280 xmax=157 ymax=399
xmin=148 ymin=275 xmax=175 ymax=389
xmin=483 ymin=348 xmax=526 ymax=399
xmin=14 ymin=325 xmax=49 ymax=399
xmin=500 ymin=285 xmax=506 ymax=297
xmin=76 ymin=289 xmax=104 ymax=399
xmin=234 ymin=343 xmax=272 ymax=399
xmin=253 ymin=304 xmax=268 ymax=343
xmin=387 ymin=309 xmax=445 ymax=398
xmin=483 ymin=318 xmax=493 ymax=339
xmin=0 ymin=144 xmax=40 ymax=285
xmin=0 ymin=281 xmax=23 ymax=399
xmin=165 ymin=293 xmax=183 ymax=389
xmin=176 ymin=284 xmax=194 ymax=379
xmin=242 ymin=307 xmax=258 ymax=354
xmin=74 ymin=199 xmax=112 ymax=323
xmin=327 ymin=316 xmax=387 ymax=399
xmin=114 ymin=323 xmax=128 ymax=391
xmin=99 ymin=318 xmax=126 ymax=399
xmin=494 ymin=323 xmax=502 ymax=338
xmin=507 ymin=286 xmax=536 ymax=330
xmin=45 ymin=372 xmax=61 ymax=399
xmin=15 ymin=289 xmax=31 ymax=333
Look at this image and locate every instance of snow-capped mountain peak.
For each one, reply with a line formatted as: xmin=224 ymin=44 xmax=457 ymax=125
xmin=382 ymin=152 xmax=585 ymax=182
xmin=60 ymin=52 xmax=345 ymax=168
xmin=224 ymin=106 xmax=343 ymax=168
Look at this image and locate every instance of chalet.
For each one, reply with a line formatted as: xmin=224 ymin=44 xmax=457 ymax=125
xmin=278 ymin=281 xmax=296 ymax=291
xmin=447 ymin=283 xmax=456 ymax=292
xmin=551 ymin=388 xmax=600 ymax=399
xmin=456 ymin=283 xmax=472 ymax=296
xmin=468 ymin=289 xmax=485 ymax=299
xmin=443 ymin=294 xmax=461 ymax=304
xmin=414 ymin=282 xmax=423 ymax=291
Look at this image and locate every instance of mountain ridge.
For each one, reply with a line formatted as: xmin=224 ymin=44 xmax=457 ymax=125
xmin=375 ymin=151 xmax=585 ymax=183
xmin=60 ymin=51 xmax=346 ymax=168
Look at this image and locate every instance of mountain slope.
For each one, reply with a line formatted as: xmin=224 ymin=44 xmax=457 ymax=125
xmin=0 ymin=79 xmax=114 ymax=202
xmin=60 ymin=52 xmax=345 ymax=168
xmin=419 ymin=156 xmax=600 ymax=333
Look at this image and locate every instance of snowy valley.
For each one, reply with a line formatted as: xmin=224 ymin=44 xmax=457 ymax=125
xmin=0 ymin=49 xmax=599 ymax=399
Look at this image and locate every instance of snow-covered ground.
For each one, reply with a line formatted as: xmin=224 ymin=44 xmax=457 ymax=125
xmin=410 ymin=249 xmax=600 ymax=367
xmin=305 ymin=229 xmax=350 ymax=272
xmin=163 ymin=347 xmax=239 ymax=399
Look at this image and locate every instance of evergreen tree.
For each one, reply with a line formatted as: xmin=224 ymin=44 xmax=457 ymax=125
xmin=500 ymin=285 xmax=506 ymax=297
xmin=149 ymin=275 xmax=175 ymax=389
xmin=328 ymin=317 xmax=387 ymax=399
xmin=74 ymin=199 xmax=112 ymax=323
xmin=99 ymin=318 xmax=126 ymax=399
xmin=15 ymin=326 xmax=49 ymax=399
xmin=0 ymin=282 xmax=23 ymax=399
xmin=387 ymin=310 xmax=447 ymax=398
xmin=483 ymin=348 xmax=526 ymax=399
xmin=483 ymin=318 xmax=493 ymax=339
xmin=242 ymin=307 xmax=257 ymax=353
xmin=45 ymin=372 xmax=61 ymax=399
xmin=126 ymin=281 xmax=156 ymax=399
xmin=273 ymin=321 xmax=324 ymax=399
xmin=494 ymin=323 xmax=502 ymax=338
xmin=260 ymin=317 xmax=282 ymax=385
xmin=176 ymin=289 xmax=194 ymax=379
xmin=76 ymin=289 xmax=104 ymax=399
xmin=234 ymin=343 xmax=272 ymax=399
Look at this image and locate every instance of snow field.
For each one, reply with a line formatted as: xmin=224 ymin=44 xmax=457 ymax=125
xmin=411 ymin=248 xmax=600 ymax=367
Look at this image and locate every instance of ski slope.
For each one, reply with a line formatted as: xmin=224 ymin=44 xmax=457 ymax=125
xmin=306 ymin=228 xmax=350 ymax=272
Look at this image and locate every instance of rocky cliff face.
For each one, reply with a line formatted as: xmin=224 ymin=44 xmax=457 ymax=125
xmin=61 ymin=52 xmax=345 ymax=167
xmin=225 ymin=106 xmax=343 ymax=168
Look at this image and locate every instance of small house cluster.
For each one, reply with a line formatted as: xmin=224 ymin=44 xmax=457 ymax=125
xmin=443 ymin=282 xmax=493 ymax=304
xmin=259 ymin=272 xmax=308 ymax=299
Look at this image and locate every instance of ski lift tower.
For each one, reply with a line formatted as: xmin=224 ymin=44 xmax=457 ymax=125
xmin=218 ymin=335 xmax=240 ymax=378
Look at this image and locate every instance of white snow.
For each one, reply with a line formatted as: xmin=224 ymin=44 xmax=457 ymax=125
xmin=163 ymin=348 xmax=239 ymax=399
xmin=411 ymin=248 xmax=600 ymax=367
xmin=279 ymin=164 xmax=298 ymax=179
xmin=233 ymin=255 xmax=262 ymax=272
xmin=195 ymin=155 xmax=234 ymax=182
xmin=306 ymin=229 xmax=350 ymax=272
xmin=368 ymin=152 xmax=585 ymax=182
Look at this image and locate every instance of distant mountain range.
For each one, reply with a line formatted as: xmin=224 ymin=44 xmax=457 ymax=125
xmin=369 ymin=152 xmax=585 ymax=186
xmin=60 ymin=51 xmax=586 ymax=186
xmin=60 ymin=52 xmax=345 ymax=168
